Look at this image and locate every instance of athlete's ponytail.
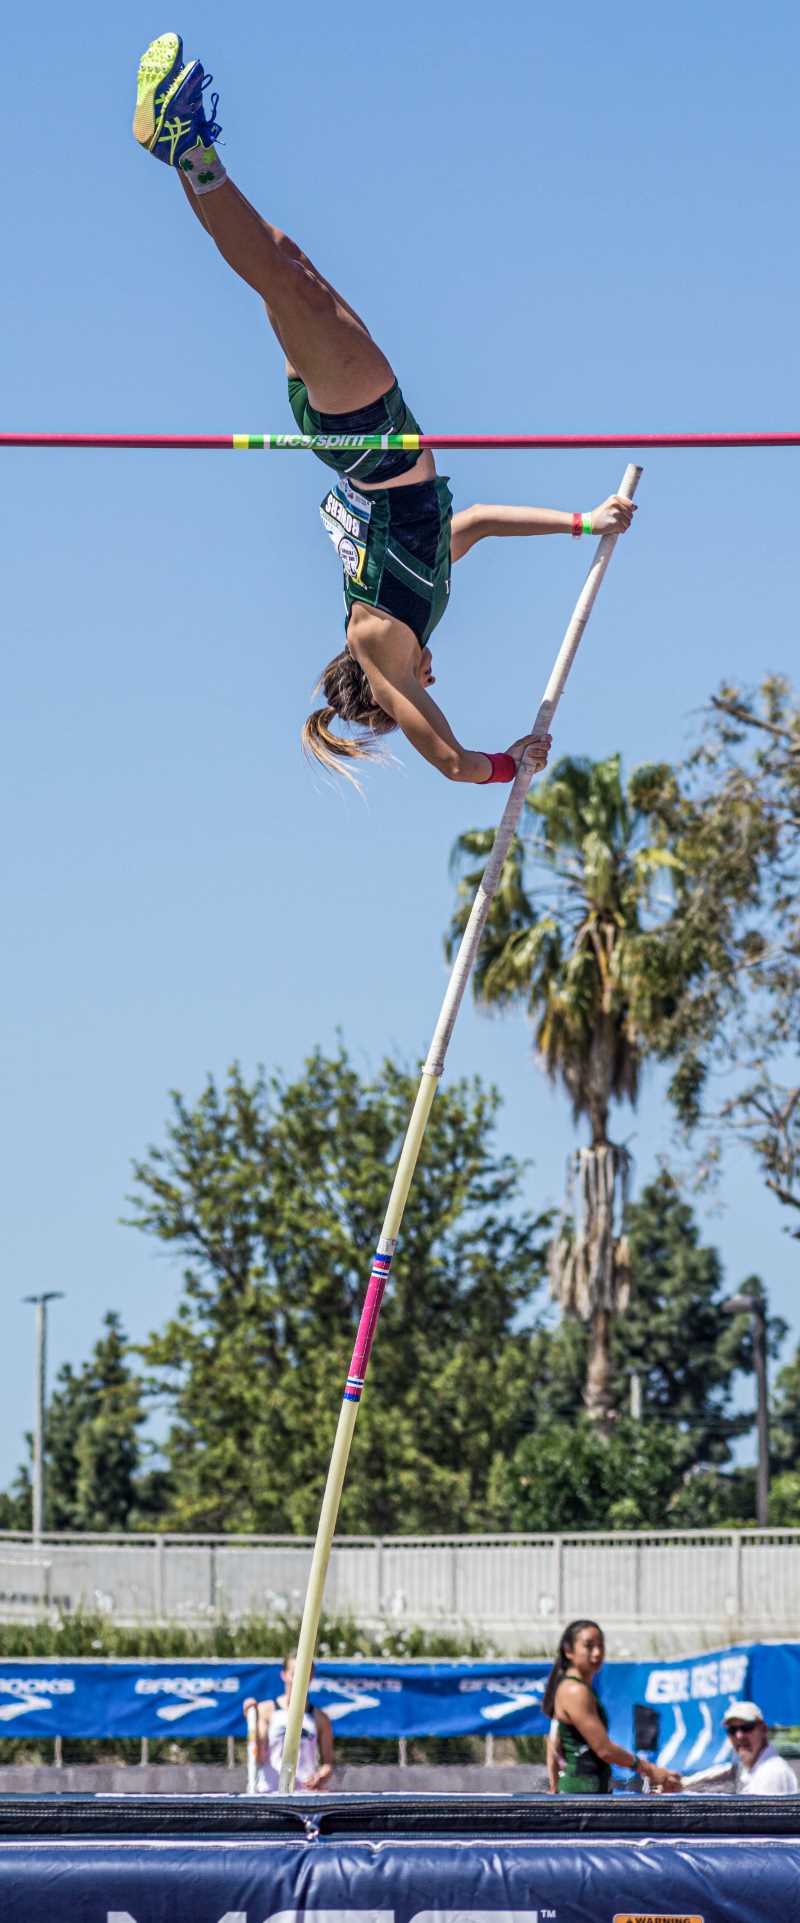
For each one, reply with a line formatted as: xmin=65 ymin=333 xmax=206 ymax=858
xmin=302 ymin=648 xmax=396 ymax=787
xmin=542 ymin=1619 xmax=603 ymax=1719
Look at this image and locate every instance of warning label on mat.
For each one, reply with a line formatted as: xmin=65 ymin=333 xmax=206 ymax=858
xmin=614 ymin=1913 xmax=704 ymax=1922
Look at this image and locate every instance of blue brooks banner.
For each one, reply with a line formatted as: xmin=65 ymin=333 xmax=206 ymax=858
xmin=0 ymin=1644 xmax=795 ymax=1762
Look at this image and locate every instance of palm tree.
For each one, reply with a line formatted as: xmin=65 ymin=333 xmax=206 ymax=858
xmin=447 ymin=753 xmax=684 ymax=1429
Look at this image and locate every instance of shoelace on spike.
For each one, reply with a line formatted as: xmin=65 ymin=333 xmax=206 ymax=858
xmin=184 ymin=68 xmax=222 ymax=141
xmin=202 ymin=82 xmax=221 ymax=143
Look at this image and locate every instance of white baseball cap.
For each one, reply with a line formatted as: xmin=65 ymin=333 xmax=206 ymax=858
xmin=723 ymin=1700 xmax=765 ymax=1726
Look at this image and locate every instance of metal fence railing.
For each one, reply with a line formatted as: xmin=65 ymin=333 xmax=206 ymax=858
xmin=0 ymin=1529 xmax=797 ymax=1649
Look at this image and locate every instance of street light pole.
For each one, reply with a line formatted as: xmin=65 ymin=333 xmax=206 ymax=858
xmin=723 ymin=1291 xmax=770 ymax=1528
xmin=22 ymin=1293 xmax=64 ymax=1542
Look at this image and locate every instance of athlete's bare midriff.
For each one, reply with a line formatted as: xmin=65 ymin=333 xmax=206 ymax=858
xmin=359 ymin=449 xmax=437 ymax=491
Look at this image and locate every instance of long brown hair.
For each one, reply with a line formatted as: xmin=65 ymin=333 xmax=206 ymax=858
xmin=542 ymin=1619 xmax=603 ymax=1719
xmin=302 ymin=648 xmax=396 ymax=786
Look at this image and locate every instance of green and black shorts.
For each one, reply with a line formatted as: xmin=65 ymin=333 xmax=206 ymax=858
xmin=289 ymin=376 xmax=453 ymax=650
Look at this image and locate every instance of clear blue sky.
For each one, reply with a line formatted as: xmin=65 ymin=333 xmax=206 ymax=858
xmin=2 ymin=2 xmax=798 ymax=1491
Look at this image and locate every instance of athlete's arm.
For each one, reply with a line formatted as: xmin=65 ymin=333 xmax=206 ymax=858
xmin=557 ymin=1680 xmax=681 ymax=1793
xmin=243 ymin=1695 xmax=274 ymax=1761
xmin=347 ymin=609 xmax=485 ymax=779
xmin=451 ymin=494 xmax=636 ymax=560
xmin=368 ymin=661 xmax=490 ymax=778
xmin=387 ymin=683 xmax=552 ymax=784
xmin=307 ymin=1709 xmax=334 ymax=1789
xmin=546 ymin=1723 xmax=562 ymax=1794
xmin=362 ymin=651 xmax=550 ymax=782
xmin=680 ymin=1762 xmax=736 ymax=1791
xmin=349 ymin=610 xmax=551 ymax=782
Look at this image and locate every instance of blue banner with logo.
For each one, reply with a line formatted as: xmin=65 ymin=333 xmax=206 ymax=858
xmin=751 ymin=1638 xmax=800 ymax=1722
xmin=0 ymin=1658 xmax=551 ymax=1741
xmin=0 ymin=1833 xmax=797 ymax=1923
xmin=600 ymin=1643 xmax=753 ymax=1775
xmin=0 ymin=1643 xmax=794 ymax=1769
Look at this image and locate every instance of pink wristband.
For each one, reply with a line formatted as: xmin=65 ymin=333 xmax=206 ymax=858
xmin=480 ymin=752 xmax=517 ymax=783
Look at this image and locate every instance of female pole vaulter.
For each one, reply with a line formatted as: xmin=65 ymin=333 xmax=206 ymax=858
xmin=133 ymin=34 xmax=636 ymax=787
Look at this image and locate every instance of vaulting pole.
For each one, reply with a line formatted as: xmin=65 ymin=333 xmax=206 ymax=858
xmin=0 ymin=431 xmax=798 ymax=450
xmin=278 ymin=461 xmax=643 ymax=1790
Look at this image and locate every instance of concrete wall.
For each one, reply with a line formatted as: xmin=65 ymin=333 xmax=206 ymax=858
xmin=0 ymin=1763 xmax=547 ymax=1795
xmin=0 ymin=1760 xmax=796 ymax=1794
xmin=2 ymin=1528 xmax=800 ymax=1653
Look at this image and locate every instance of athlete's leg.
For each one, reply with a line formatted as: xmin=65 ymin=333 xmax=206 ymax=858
xmin=135 ymin=36 xmax=393 ymax=410
xmin=179 ymin=173 xmax=394 ymax=412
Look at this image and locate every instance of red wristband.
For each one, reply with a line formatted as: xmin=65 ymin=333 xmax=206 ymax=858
xmin=480 ymin=752 xmax=517 ymax=783
xmin=571 ymin=511 xmax=582 ymax=537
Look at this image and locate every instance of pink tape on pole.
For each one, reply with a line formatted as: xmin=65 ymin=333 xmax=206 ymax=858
xmin=344 ymin=1247 xmax=395 ymax=1399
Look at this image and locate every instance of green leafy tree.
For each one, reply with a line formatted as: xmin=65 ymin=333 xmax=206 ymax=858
xmin=607 ymin=1179 xmax=775 ymax=1462
xmin=654 ymin=677 xmax=799 ymax=1234
xmin=487 ymin=1178 xmax=769 ymax=1530
xmin=488 ymin=1413 xmax=715 ymax=1532
xmin=45 ymin=1313 xmax=146 ymax=1531
xmin=772 ymin=1347 xmax=800 ymax=1470
xmin=0 ymin=1313 xmax=148 ymax=1532
xmin=0 ymin=1464 xmax=33 ymax=1531
xmin=768 ymin=1344 xmax=800 ymax=1521
xmin=126 ymin=1051 xmax=552 ymax=1534
xmin=447 ymin=752 xmax=691 ymax=1427
xmin=766 ymin=1471 xmax=800 ymax=1525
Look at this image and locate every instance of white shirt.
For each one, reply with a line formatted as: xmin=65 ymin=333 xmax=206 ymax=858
xmin=685 ymin=1741 xmax=797 ymax=1796
xmin=739 ymin=1742 xmax=797 ymax=1795
xmin=255 ymin=1704 xmax=319 ymax=1793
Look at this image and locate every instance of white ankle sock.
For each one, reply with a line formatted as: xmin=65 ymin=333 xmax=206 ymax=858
xmin=179 ymin=139 xmax=227 ymax=194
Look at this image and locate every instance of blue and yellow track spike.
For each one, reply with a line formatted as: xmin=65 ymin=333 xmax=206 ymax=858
xmin=133 ymin=32 xmax=193 ymax=150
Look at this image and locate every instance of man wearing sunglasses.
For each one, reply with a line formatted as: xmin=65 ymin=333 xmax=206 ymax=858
xmin=684 ymin=1699 xmax=797 ymax=1794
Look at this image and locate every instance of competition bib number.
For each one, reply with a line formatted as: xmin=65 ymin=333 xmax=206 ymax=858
xmin=320 ymin=477 xmax=373 ymax=584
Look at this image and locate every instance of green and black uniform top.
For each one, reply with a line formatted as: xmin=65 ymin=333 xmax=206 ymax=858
xmin=556 ymin=1673 xmax=611 ymax=1795
xmin=289 ymin=376 xmax=453 ymax=650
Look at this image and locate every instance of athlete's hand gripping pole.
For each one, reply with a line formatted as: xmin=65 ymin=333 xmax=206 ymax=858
xmin=279 ymin=462 xmax=643 ymax=1792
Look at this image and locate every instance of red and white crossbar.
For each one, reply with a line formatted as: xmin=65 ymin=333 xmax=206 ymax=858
xmin=2 ymin=431 xmax=800 ymax=451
